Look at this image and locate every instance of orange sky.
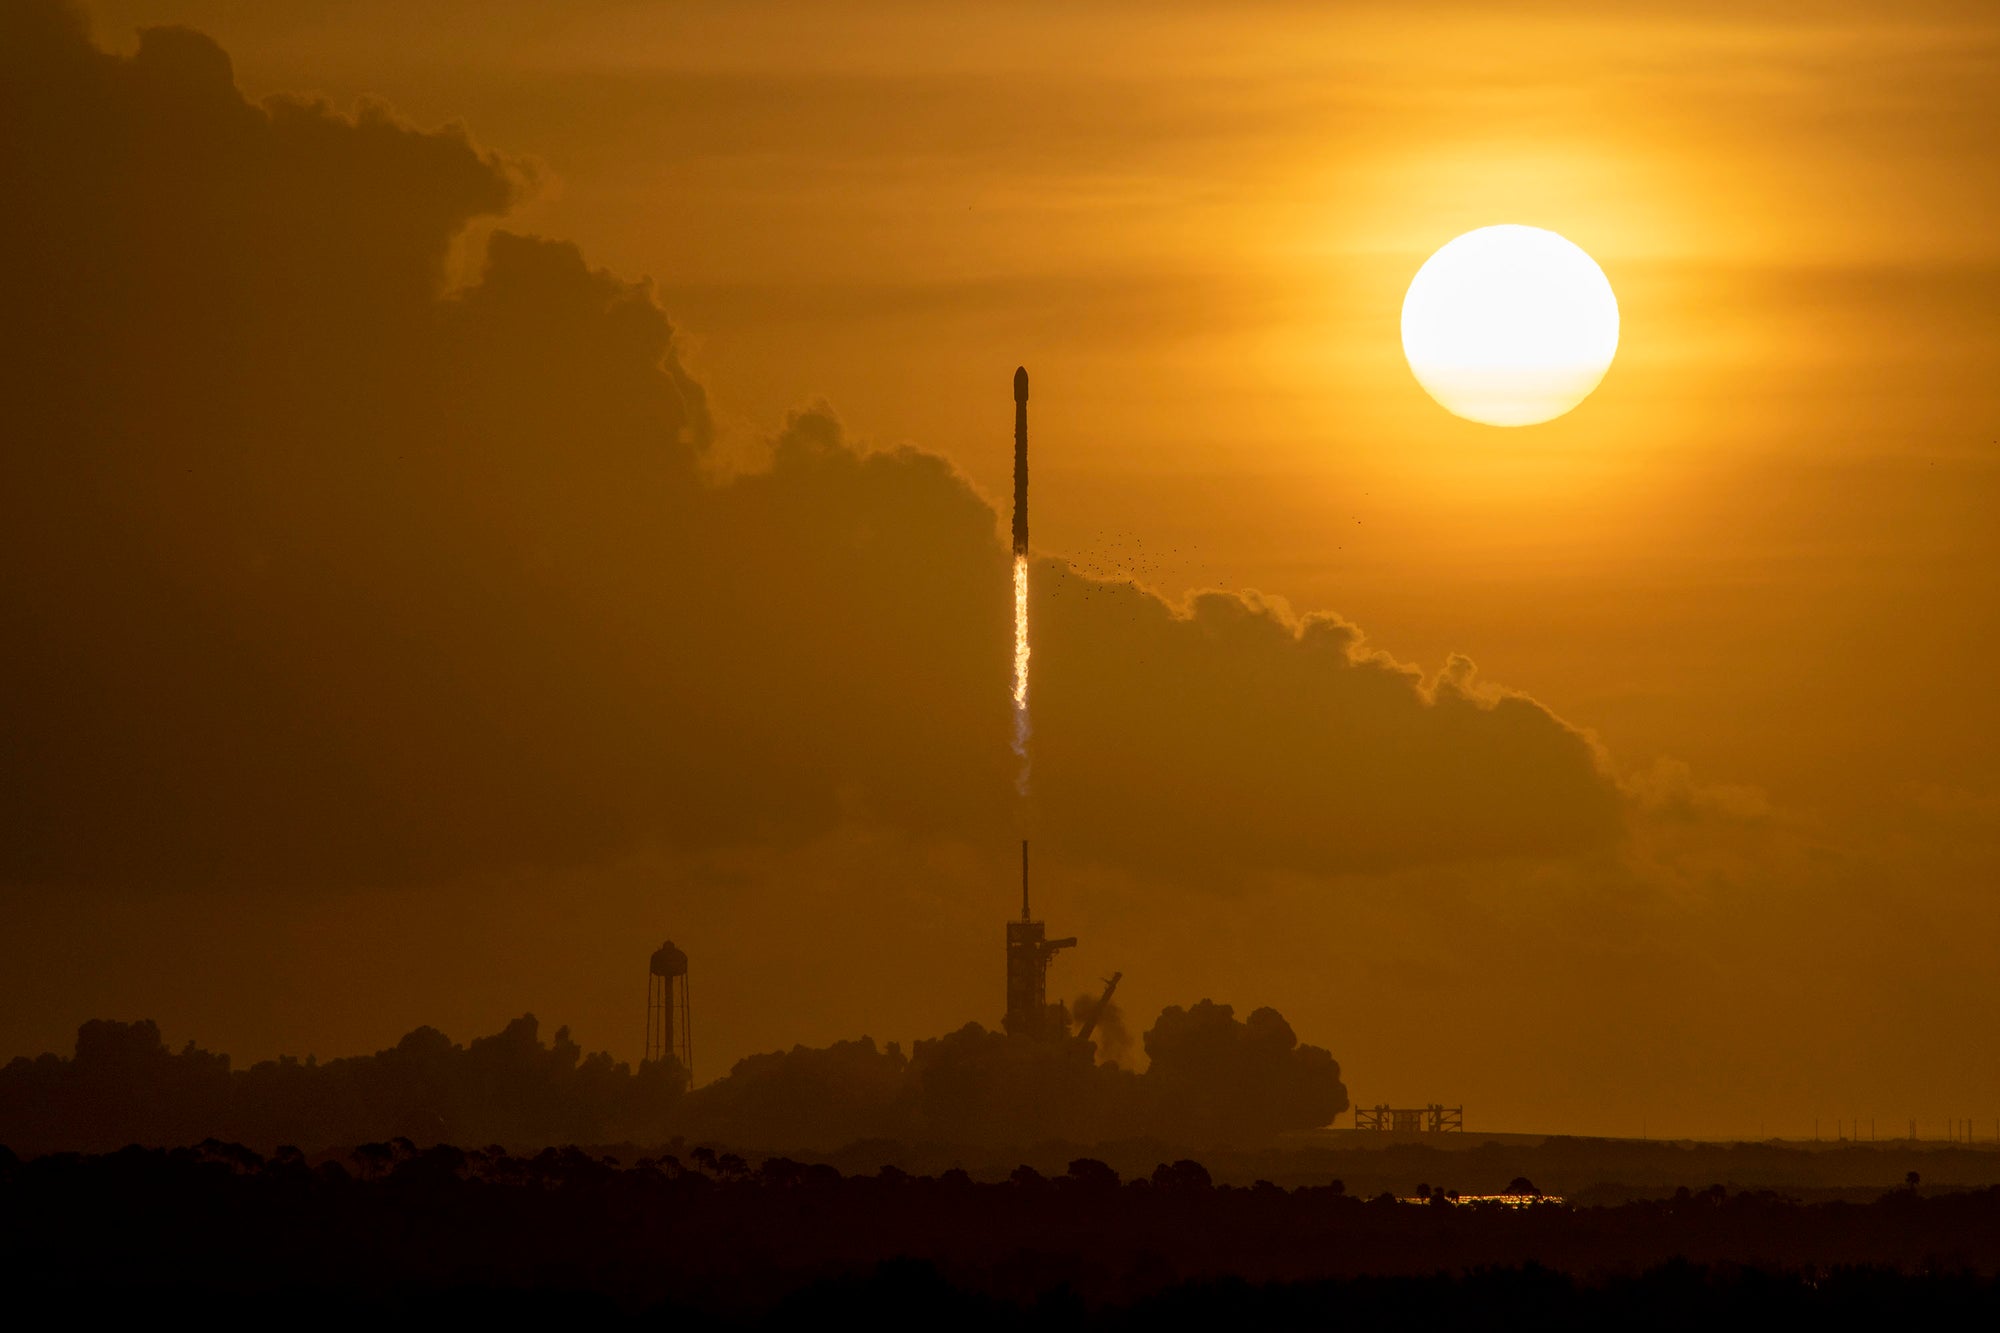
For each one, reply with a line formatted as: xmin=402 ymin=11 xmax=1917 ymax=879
xmin=5 ymin=1 xmax=1998 ymax=1139
xmin=87 ymin=0 xmax=2000 ymax=807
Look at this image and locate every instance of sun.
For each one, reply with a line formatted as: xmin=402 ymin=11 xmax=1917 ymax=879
xmin=1400 ymin=225 xmax=1619 ymax=427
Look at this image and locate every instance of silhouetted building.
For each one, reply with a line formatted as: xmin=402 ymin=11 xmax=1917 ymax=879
xmin=647 ymin=940 xmax=692 ymax=1081
xmin=1004 ymin=841 xmax=1074 ymax=1039
xmin=1356 ymin=1103 xmax=1463 ymax=1133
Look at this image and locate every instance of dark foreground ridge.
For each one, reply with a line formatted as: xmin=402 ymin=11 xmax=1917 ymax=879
xmin=3 ymin=1144 xmax=1999 ymax=1325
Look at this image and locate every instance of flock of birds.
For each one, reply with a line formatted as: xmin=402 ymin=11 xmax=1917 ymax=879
xmin=1044 ymin=531 xmax=1210 ymax=621
xmin=1059 ymin=530 xmax=1186 ymax=588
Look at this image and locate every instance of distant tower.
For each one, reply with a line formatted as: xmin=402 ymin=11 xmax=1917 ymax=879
xmin=1004 ymin=841 xmax=1076 ymax=1039
xmin=646 ymin=940 xmax=691 ymax=1081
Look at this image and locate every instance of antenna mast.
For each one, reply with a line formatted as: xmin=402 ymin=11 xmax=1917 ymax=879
xmin=1021 ymin=839 xmax=1030 ymax=921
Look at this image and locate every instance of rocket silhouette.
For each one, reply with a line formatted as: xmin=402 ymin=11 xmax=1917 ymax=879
xmin=1013 ymin=366 xmax=1029 ymax=556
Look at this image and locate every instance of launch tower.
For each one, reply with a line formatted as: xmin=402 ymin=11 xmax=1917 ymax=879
xmin=1004 ymin=840 xmax=1075 ymax=1039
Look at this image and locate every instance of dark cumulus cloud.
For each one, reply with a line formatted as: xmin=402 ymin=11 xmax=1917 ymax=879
xmin=0 ymin=2 xmax=1621 ymax=891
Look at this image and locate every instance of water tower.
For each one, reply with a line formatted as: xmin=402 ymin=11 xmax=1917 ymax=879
xmin=646 ymin=940 xmax=691 ymax=1081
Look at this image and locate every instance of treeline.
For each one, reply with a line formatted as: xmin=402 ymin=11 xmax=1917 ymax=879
xmin=0 ymin=1000 xmax=1347 ymax=1153
xmin=852 ymin=1135 xmax=2000 ymax=1204
xmin=2 ymin=1143 xmax=1998 ymax=1322
xmin=0 ymin=1015 xmax=683 ymax=1151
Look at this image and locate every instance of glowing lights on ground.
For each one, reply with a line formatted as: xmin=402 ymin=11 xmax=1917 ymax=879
xmin=1400 ymin=224 xmax=1620 ymax=427
xmin=1395 ymin=1193 xmax=1564 ymax=1208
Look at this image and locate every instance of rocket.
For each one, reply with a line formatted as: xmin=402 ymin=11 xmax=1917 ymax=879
xmin=1012 ymin=366 xmax=1029 ymax=556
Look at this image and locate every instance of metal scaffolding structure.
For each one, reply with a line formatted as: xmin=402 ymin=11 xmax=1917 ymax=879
xmin=1004 ymin=841 xmax=1076 ymax=1039
xmin=1356 ymin=1103 xmax=1464 ymax=1133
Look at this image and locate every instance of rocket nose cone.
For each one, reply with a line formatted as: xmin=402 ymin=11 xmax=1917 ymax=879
xmin=1013 ymin=366 xmax=1029 ymax=402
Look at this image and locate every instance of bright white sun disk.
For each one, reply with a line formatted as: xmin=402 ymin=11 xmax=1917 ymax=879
xmin=1400 ymin=225 xmax=1619 ymax=427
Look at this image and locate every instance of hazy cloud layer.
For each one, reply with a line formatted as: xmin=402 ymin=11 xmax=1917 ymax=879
xmin=2 ymin=3 xmax=1618 ymax=892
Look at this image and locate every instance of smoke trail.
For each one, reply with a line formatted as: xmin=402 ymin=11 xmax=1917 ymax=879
xmin=1011 ymin=553 xmax=1031 ymax=794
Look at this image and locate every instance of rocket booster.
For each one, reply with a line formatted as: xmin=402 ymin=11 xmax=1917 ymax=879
xmin=1012 ymin=366 xmax=1029 ymax=556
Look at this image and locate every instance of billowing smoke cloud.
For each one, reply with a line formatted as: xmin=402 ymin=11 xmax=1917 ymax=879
xmin=0 ymin=3 xmax=1622 ymax=895
xmin=674 ymin=1036 xmax=911 ymax=1150
xmin=1072 ymin=988 xmax=1132 ymax=1063
xmin=1141 ymin=1001 xmax=1347 ymax=1145
xmin=0 ymin=1002 xmax=1345 ymax=1152
xmin=688 ymin=1000 xmax=1346 ymax=1149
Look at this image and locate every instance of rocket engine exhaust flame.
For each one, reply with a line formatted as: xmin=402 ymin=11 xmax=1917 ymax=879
xmin=1011 ymin=367 xmax=1031 ymax=795
xmin=1012 ymin=552 xmax=1031 ymax=786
